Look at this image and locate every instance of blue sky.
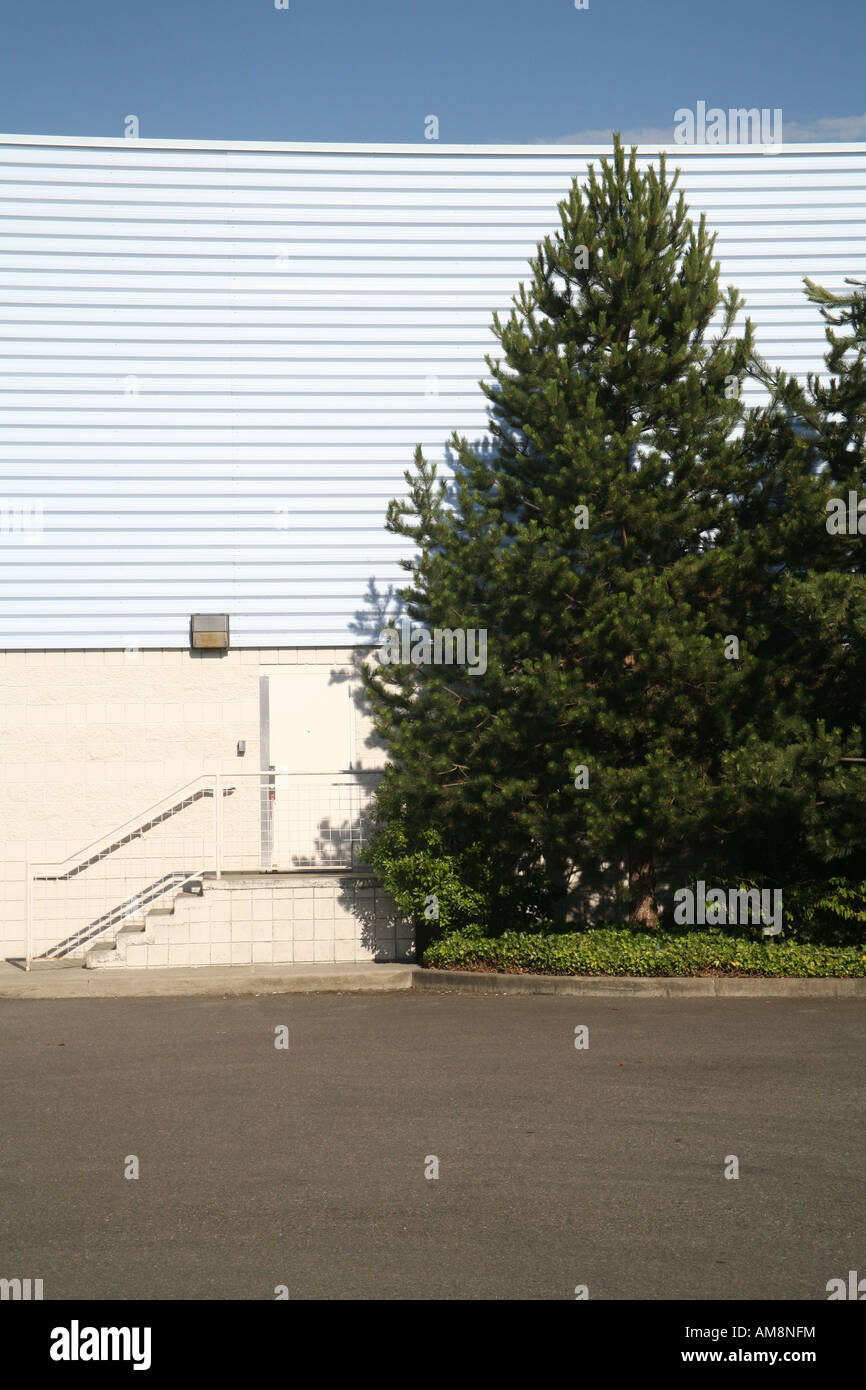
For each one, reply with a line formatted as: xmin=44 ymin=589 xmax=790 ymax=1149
xmin=1 ymin=0 xmax=865 ymax=145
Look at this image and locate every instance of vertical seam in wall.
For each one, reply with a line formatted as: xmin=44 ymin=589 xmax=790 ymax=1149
xmin=259 ymin=673 xmax=270 ymax=869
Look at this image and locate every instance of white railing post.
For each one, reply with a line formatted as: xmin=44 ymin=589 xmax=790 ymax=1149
xmin=24 ymin=852 xmax=32 ymax=971
xmin=214 ymin=773 xmax=222 ymax=879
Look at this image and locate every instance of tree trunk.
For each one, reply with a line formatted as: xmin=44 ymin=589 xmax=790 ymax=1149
xmin=627 ymin=849 xmax=658 ymax=928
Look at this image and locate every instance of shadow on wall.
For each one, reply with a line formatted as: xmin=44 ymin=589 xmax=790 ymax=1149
xmin=292 ymin=815 xmax=413 ymax=962
xmin=336 ymin=874 xmax=413 ymax=963
xmin=565 ymin=856 xmax=707 ymax=928
xmin=289 ymin=814 xmax=364 ymax=871
xmin=564 ymin=863 xmax=627 ymax=927
xmin=296 ymin=813 xmax=686 ymax=938
xmin=327 ymin=579 xmax=394 ymax=764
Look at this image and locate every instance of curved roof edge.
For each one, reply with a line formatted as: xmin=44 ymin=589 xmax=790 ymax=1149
xmin=1 ymin=132 xmax=865 ymax=155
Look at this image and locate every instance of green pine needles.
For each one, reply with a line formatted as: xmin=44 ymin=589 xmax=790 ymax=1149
xmin=362 ymin=136 xmax=866 ymax=936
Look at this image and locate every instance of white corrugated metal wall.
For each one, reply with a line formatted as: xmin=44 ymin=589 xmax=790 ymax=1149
xmin=0 ymin=136 xmax=864 ymax=649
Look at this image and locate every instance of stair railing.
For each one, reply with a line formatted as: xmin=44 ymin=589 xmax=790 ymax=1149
xmin=25 ymin=774 xmax=226 ymax=969
xmin=24 ymin=769 xmax=383 ymax=969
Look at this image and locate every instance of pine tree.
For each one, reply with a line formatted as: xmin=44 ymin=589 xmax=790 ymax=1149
xmin=363 ymin=136 xmax=760 ymax=928
xmin=715 ymin=276 xmax=866 ymax=884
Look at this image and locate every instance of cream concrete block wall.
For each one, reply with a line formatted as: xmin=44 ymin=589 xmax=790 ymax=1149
xmin=88 ymin=875 xmax=414 ymax=970
xmin=0 ymin=647 xmax=385 ymax=959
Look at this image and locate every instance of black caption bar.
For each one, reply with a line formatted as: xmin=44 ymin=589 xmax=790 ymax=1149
xmin=6 ymin=1298 xmax=861 ymax=1376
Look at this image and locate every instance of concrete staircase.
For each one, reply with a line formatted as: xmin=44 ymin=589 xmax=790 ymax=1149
xmin=83 ymin=898 xmax=187 ymax=970
xmin=83 ymin=871 xmax=412 ymax=970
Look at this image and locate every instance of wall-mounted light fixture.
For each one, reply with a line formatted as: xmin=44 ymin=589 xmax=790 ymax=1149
xmin=190 ymin=614 xmax=230 ymax=651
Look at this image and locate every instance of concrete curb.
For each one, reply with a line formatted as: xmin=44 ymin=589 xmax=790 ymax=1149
xmin=412 ymin=968 xmax=866 ymax=998
xmin=2 ymin=960 xmax=864 ymax=1001
xmin=0 ymin=961 xmax=417 ymax=1000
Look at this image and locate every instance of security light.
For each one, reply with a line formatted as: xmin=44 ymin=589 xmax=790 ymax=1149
xmin=190 ymin=614 xmax=230 ymax=651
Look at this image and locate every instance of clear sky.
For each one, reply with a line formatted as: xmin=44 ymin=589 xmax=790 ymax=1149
xmin=1 ymin=0 xmax=864 ymax=145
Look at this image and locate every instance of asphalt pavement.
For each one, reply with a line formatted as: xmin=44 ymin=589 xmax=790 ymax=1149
xmin=0 ymin=993 xmax=862 ymax=1299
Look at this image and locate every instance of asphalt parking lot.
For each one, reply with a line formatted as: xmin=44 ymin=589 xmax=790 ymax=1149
xmin=1 ymin=993 xmax=862 ymax=1300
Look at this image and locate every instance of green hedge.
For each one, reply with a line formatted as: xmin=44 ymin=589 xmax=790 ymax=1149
xmin=423 ymin=927 xmax=866 ymax=977
xmin=778 ymin=878 xmax=866 ymax=945
xmin=365 ymin=823 xmax=496 ymax=943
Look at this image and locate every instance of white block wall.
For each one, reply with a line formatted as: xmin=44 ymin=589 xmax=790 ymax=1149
xmin=0 ymin=646 xmax=384 ymax=959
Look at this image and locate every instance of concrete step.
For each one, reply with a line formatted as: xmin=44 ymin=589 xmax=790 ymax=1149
xmin=85 ymin=921 xmax=152 ymax=970
xmin=83 ymin=882 xmax=203 ymax=969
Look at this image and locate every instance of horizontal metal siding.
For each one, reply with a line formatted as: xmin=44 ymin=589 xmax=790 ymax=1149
xmin=1 ymin=139 xmax=864 ymax=648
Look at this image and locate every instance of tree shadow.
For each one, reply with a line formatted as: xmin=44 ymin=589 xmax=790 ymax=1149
xmin=337 ymin=873 xmax=412 ymax=963
xmin=289 ymin=812 xmax=413 ymax=961
xmin=288 ymin=810 xmax=371 ymax=870
xmin=326 ymin=576 xmax=398 ymax=766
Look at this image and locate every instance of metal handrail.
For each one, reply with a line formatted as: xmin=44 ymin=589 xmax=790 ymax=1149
xmin=33 ymin=787 xmax=236 ymax=882
xmin=28 ymin=775 xmax=218 ymax=876
xmin=26 ymin=774 xmax=218 ymax=969
xmin=25 ymin=768 xmax=384 ymax=970
xmin=34 ymin=867 xmax=203 ymax=961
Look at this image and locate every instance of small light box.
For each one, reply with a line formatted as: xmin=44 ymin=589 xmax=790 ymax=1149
xmin=190 ymin=614 xmax=230 ymax=651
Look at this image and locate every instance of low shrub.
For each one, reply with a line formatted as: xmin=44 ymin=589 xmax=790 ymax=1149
xmin=423 ymin=927 xmax=866 ymax=977
xmin=365 ymin=822 xmax=495 ymax=944
xmin=781 ymin=878 xmax=866 ymax=945
xmin=671 ymin=875 xmax=866 ymax=946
